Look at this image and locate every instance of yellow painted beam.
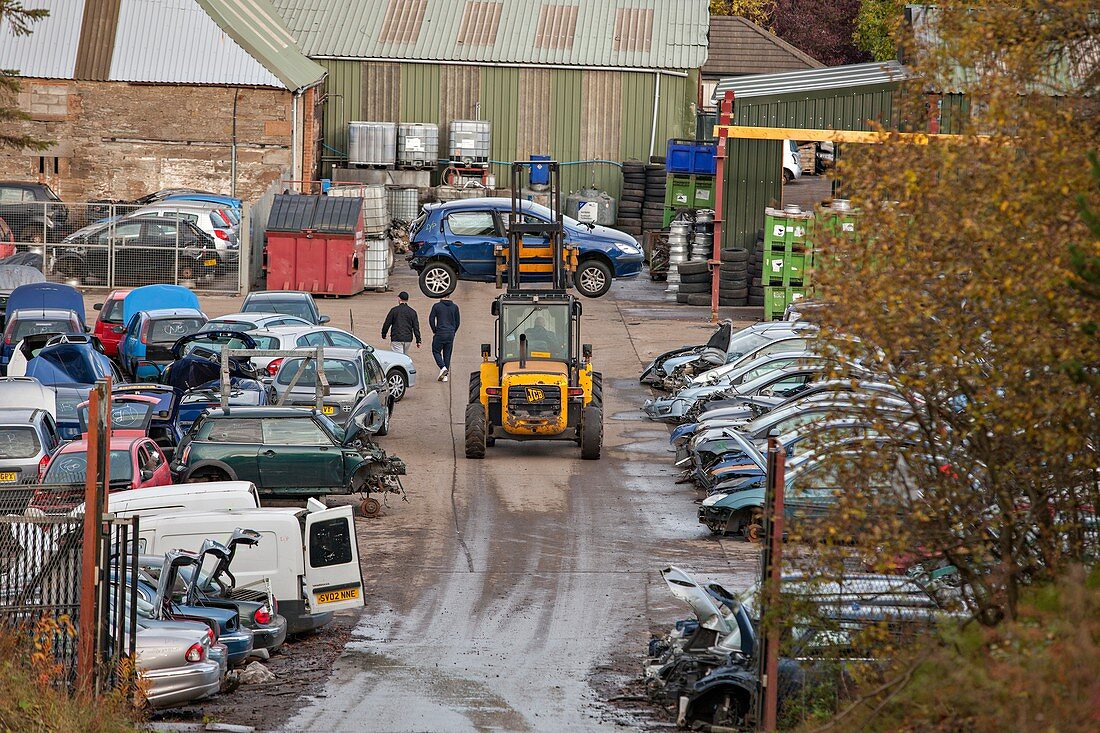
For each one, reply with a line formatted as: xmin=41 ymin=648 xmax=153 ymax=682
xmin=712 ymin=125 xmax=981 ymax=144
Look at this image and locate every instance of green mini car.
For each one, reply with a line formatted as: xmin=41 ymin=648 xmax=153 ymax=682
xmin=170 ymin=404 xmax=406 ymax=516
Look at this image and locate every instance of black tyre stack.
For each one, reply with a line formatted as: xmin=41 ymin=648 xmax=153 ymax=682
xmin=748 ymin=231 xmax=766 ymax=306
xmin=675 ymin=260 xmax=712 ymax=306
xmin=718 ymin=248 xmax=750 ymax=306
xmin=642 ymin=159 xmax=667 ymax=233
xmin=616 ymin=160 xmax=645 ymax=236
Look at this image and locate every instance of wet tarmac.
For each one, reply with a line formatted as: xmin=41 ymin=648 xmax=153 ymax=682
xmin=270 ymin=273 xmax=760 ymax=732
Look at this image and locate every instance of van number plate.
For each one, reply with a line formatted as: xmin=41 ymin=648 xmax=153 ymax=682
xmin=316 ymin=587 xmax=360 ymax=604
xmin=0 ymin=472 xmax=16 ymax=483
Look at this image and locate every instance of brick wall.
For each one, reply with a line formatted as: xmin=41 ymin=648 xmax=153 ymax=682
xmin=2 ymin=79 xmax=305 ymax=203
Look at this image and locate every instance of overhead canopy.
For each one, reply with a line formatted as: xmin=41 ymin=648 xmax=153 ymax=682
xmin=712 ymin=60 xmax=909 ymax=104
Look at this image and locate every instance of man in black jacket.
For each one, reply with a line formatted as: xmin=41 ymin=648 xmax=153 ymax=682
xmin=428 ymin=294 xmax=460 ymax=382
xmin=381 ymin=291 xmax=421 ymax=354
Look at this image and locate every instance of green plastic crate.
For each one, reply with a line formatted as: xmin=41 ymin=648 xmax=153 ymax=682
xmin=762 ymin=251 xmax=810 ymax=287
xmin=692 ymin=177 xmax=715 ymax=208
xmin=764 ymin=286 xmax=808 ymax=320
xmin=764 ymin=207 xmax=814 ymax=251
xmin=665 ymin=175 xmax=696 ymax=208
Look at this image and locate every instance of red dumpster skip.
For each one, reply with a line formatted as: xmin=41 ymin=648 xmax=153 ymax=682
xmin=264 ymin=194 xmax=366 ymax=296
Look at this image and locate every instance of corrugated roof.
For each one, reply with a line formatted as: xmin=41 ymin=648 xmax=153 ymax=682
xmin=712 ymin=61 xmax=909 ymax=103
xmin=0 ymin=0 xmax=324 ymax=91
xmin=702 ymin=15 xmax=822 ymax=78
xmin=270 ymin=0 xmax=710 ymax=69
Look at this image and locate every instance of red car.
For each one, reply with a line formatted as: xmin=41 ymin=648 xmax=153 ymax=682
xmin=36 ymin=396 xmax=171 ymax=509
xmin=0 ymin=216 xmax=14 ymax=258
xmin=92 ymin=289 xmax=131 ymax=357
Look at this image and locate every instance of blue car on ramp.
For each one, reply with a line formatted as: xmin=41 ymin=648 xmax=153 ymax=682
xmin=406 ymin=197 xmax=644 ymax=298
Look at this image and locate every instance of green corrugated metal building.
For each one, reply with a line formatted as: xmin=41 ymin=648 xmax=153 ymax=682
xmin=271 ymin=0 xmax=710 ymax=196
xmin=710 ymin=62 xmax=908 ymax=249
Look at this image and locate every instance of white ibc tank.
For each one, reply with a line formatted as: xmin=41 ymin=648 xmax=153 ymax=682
xmin=348 ymin=122 xmax=396 ymax=167
xmin=396 ymin=123 xmax=439 ymax=169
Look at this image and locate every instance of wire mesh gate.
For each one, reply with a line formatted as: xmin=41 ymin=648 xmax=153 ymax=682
xmin=1 ymin=201 xmax=244 ymax=293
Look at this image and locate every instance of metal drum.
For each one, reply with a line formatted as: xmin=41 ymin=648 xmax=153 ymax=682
xmin=665 ymin=221 xmax=691 ymax=296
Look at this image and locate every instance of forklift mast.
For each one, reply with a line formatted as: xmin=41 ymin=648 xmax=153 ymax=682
xmin=496 ymin=161 xmax=577 ymax=292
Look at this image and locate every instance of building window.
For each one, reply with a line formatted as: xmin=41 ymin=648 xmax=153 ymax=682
xmin=38 ymin=156 xmax=60 ymax=175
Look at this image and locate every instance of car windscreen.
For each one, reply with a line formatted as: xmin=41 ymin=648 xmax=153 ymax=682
xmin=100 ymin=297 xmax=125 ymax=324
xmin=44 ymin=449 xmax=133 ymax=485
xmin=727 ymin=331 xmax=781 ymax=360
xmin=251 ymin=335 xmax=280 ymax=349
xmin=35 ymin=346 xmax=104 ymax=384
xmin=148 ymin=317 xmax=205 ymax=344
xmin=9 ymin=317 xmax=76 ymax=341
xmin=54 ymin=390 xmax=85 ymax=421
xmin=203 ymin=319 xmax=256 ymax=332
xmin=276 ymin=358 xmax=360 ymax=387
xmin=246 ymin=299 xmax=313 ymax=321
xmin=0 ymin=426 xmax=40 ymax=459
xmin=500 ymin=303 xmax=570 ymax=361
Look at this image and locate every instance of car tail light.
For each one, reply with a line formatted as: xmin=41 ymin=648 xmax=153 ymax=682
xmin=139 ymin=320 xmax=150 ymax=345
xmin=252 ymin=606 xmax=272 ymax=626
xmin=213 ymin=229 xmax=229 ymax=240
xmin=178 ymin=444 xmax=191 ymax=465
xmin=267 ymin=358 xmax=283 ymax=377
xmin=37 ymin=453 xmax=51 ymax=481
xmin=217 ymin=210 xmax=232 ymax=226
xmin=185 ymin=642 xmax=205 ymax=663
xmin=485 ymin=387 xmax=501 ymax=396
xmin=205 ymin=627 xmax=216 ymax=643
xmin=567 ymin=387 xmax=585 ymax=396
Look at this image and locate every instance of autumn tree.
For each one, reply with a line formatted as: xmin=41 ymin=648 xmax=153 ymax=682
xmin=771 ymin=0 xmax=869 ymax=66
xmin=787 ymin=0 xmax=1100 ymax=626
xmin=709 ymin=0 xmax=773 ymax=28
xmin=853 ymin=0 xmax=905 ymax=61
xmin=0 ymin=0 xmax=49 ymax=151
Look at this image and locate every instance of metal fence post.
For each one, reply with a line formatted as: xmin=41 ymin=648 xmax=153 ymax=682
xmin=757 ymin=432 xmax=786 ymax=731
xmin=77 ymin=378 xmax=111 ymax=694
xmin=240 ymin=201 xmax=252 ymax=295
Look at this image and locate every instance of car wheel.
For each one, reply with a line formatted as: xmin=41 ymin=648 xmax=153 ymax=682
xmin=17 ymin=227 xmax=44 ymax=244
xmin=386 ymin=369 xmax=408 ymax=401
xmin=186 ymin=467 xmax=230 ymax=483
xmin=782 ymin=169 xmax=794 ymax=184
xmin=358 ymin=497 xmax=382 ymax=518
xmin=574 ymin=259 xmax=612 ymax=298
xmin=419 ymin=261 xmax=457 ymax=298
xmin=375 ymin=406 xmax=391 ymax=436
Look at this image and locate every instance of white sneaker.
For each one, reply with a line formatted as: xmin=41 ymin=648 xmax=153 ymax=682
xmin=442 ymin=373 xmax=449 ymax=382
xmin=437 ymin=367 xmax=446 ymax=381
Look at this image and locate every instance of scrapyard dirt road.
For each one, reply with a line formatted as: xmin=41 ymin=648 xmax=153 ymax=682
xmin=169 ymin=273 xmax=760 ymax=732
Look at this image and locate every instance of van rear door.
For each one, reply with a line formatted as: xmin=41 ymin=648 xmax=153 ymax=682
xmin=303 ymin=506 xmax=364 ymax=613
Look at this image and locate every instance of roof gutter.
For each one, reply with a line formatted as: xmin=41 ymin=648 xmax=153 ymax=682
xmin=310 ymin=55 xmax=690 ymax=77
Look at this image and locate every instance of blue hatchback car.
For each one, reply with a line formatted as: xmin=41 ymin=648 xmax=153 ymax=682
xmin=407 ymin=198 xmax=644 ymax=298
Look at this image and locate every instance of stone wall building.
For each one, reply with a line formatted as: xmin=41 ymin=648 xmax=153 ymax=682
xmin=0 ymin=0 xmax=326 ymax=203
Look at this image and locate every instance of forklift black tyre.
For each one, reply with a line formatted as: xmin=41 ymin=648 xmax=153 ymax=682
xmin=591 ymin=371 xmax=603 ymax=408
xmin=465 ymin=403 xmax=487 ymax=459
xmin=419 ymin=261 xmax=458 ymax=298
xmin=580 ymin=405 xmax=603 ymax=460
xmin=468 ymin=372 xmax=481 ymax=403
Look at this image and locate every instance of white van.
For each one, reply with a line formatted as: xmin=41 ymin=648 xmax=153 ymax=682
xmin=107 ymin=481 xmax=260 ymax=517
xmin=136 ymin=501 xmax=363 ymax=634
xmin=782 ymin=140 xmax=802 ymax=183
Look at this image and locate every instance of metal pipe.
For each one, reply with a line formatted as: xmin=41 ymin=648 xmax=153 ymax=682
xmin=311 ymin=55 xmax=690 ymax=77
xmin=648 ymin=71 xmax=661 ymax=159
xmin=231 ymin=88 xmax=239 ymax=199
xmin=291 ymin=91 xmax=301 ymax=182
xmin=759 ymin=433 xmax=786 ymax=732
xmin=711 ymin=91 xmax=733 ymax=322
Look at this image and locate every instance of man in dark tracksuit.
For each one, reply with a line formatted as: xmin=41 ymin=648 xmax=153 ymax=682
xmin=381 ymin=291 xmax=421 ymax=354
xmin=428 ymin=295 xmax=460 ymax=382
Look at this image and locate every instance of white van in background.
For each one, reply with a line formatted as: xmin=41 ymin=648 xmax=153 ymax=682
xmin=136 ymin=501 xmax=363 ymax=635
xmin=782 ymin=140 xmax=802 ymax=183
xmin=106 ymin=481 xmax=260 ymax=517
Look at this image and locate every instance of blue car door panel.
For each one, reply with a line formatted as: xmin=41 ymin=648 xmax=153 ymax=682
xmin=443 ymin=210 xmax=502 ymax=278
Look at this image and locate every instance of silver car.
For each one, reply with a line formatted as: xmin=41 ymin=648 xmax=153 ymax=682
xmin=130 ymin=200 xmax=240 ymax=270
xmin=0 ymin=407 xmax=61 ymax=486
xmin=269 ymin=347 xmax=393 ymax=434
xmin=250 ymin=326 xmax=417 ymax=401
xmin=136 ymin=621 xmax=225 ymax=709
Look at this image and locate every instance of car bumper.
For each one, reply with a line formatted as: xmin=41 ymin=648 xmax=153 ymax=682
xmin=279 ymin=599 xmax=334 ymax=635
xmin=641 ymin=397 xmax=689 ymax=421
xmin=406 ymin=255 xmax=426 ymax=271
xmin=613 ymin=254 xmax=645 ymax=277
xmin=220 ymin=629 xmax=254 ymax=666
xmin=250 ymin=615 xmax=288 ymax=653
xmin=407 ymin=369 xmax=417 ymax=388
xmin=142 ymin=659 xmax=224 ymax=709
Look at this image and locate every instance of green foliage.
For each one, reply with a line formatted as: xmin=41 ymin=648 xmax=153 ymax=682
xmin=709 ymin=0 xmax=773 ymax=27
xmin=853 ymin=0 xmax=904 ymax=61
xmin=0 ymin=620 xmax=141 ymax=732
xmin=793 ymin=570 xmax=1100 ymax=733
xmin=0 ymin=0 xmax=51 ymax=151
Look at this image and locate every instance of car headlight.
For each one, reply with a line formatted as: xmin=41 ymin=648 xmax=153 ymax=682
xmin=618 ymin=243 xmax=641 ymax=255
xmin=701 ymin=493 xmax=728 ymax=507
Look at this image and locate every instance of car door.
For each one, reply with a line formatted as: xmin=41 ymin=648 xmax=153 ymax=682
xmin=302 ymin=504 xmax=364 ymax=613
xmin=258 ymin=417 xmax=343 ymax=491
xmin=321 ymin=330 xmax=365 ymax=350
xmin=442 ymin=210 xmax=502 ymax=277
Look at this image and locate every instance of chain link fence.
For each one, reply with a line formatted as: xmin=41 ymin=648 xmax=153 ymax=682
xmin=0 ymin=201 xmax=244 ymax=293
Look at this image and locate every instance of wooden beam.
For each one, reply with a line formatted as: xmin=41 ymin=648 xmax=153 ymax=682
xmin=712 ymin=124 xmax=981 ymax=144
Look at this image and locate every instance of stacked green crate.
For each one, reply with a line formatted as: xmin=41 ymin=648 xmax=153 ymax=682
xmin=663 ymin=174 xmax=717 ymax=226
xmin=762 ymin=206 xmax=815 ymax=319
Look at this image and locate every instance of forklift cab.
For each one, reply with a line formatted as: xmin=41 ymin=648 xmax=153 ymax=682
xmin=491 ymin=296 xmax=583 ymax=368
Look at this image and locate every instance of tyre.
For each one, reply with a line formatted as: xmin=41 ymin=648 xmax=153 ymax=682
xmin=386 ymin=369 xmax=408 ymax=401
xmin=419 ymin=260 xmax=458 ymax=298
xmin=719 ymin=248 xmax=749 ymax=263
xmin=678 ymin=272 xmax=710 ymax=284
xmin=677 ymin=281 xmax=710 ymax=294
xmin=186 ymin=467 xmax=230 ymax=483
xmin=720 ymin=286 xmax=749 ymax=298
xmin=468 ymin=372 xmax=481 ymax=403
xmin=749 ymin=286 xmax=764 ymax=297
xmin=574 ymin=259 xmax=612 ymax=298
xmin=375 ymin=405 xmax=391 ymax=436
xmin=783 ymin=169 xmax=794 ymax=184
xmin=676 ymin=292 xmax=690 ymax=304
xmin=752 ymin=277 xmax=763 ymax=287
xmin=686 ymin=293 xmax=712 ymax=307
xmin=748 ymin=295 xmax=765 ymax=306
xmin=677 ymin=261 xmax=709 ymax=276
xmin=464 ymin=403 xmax=487 ymax=459
xmin=16 ymin=226 xmax=44 ymax=244
xmin=580 ymin=405 xmax=602 ymax=459
xmin=590 ymin=371 xmax=603 ymax=408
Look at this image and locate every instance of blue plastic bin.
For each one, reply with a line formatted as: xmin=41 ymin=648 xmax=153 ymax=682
xmin=530 ymin=155 xmax=552 ymax=186
xmin=666 ymin=139 xmax=717 ymax=175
